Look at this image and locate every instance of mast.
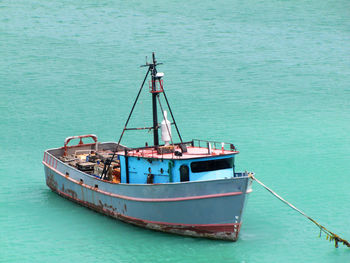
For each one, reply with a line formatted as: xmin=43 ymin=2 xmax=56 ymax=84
xmin=101 ymin=53 xmax=184 ymax=180
xmin=150 ymin=53 xmax=159 ymax=146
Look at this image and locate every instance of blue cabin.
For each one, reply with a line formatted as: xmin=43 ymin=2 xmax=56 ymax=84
xmin=118 ymin=140 xmax=238 ymax=184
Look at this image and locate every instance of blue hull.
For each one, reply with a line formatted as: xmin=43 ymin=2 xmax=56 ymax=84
xmin=43 ymin=148 xmax=252 ymax=241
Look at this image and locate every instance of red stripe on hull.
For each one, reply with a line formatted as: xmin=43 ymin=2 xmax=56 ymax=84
xmin=46 ymin=182 xmax=241 ymax=241
xmin=43 ymin=161 xmax=247 ymax=202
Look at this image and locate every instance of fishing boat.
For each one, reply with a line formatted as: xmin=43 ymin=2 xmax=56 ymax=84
xmin=42 ymin=53 xmax=253 ymax=241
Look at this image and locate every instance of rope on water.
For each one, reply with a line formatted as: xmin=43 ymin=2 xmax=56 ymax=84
xmin=248 ymin=173 xmax=350 ymax=248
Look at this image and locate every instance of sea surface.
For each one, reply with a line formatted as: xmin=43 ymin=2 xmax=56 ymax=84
xmin=1 ymin=0 xmax=349 ymax=262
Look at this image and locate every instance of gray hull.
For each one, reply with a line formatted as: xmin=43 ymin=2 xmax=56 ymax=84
xmin=43 ymin=150 xmax=252 ymax=241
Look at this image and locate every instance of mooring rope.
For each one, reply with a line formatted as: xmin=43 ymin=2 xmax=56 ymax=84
xmin=248 ymin=173 xmax=350 ymax=248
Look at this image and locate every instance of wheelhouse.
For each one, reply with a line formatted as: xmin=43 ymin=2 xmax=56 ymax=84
xmin=118 ymin=139 xmax=239 ymax=184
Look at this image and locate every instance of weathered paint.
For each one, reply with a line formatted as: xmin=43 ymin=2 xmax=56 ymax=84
xmin=119 ymin=154 xmax=236 ymax=184
xmin=43 ymin=145 xmax=252 ymax=241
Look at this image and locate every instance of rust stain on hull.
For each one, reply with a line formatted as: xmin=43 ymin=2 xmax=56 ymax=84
xmin=61 ymin=183 xmax=77 ymax=199
xmin=46 ymin=174 xmax=58 ymax=190
xmin=47 ymin=183 xmax=240 ymax=241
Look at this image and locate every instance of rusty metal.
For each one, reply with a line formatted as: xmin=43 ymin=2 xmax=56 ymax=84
xmin=47 ymin=182 xmax=241 ymax=241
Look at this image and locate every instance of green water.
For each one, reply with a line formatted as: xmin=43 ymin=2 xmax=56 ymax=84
xmin=1 ymin=0 xmax=350 ymax=262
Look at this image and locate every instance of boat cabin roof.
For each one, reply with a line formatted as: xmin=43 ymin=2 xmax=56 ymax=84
xmin=117 ymin=145 xmax=239 ymax=160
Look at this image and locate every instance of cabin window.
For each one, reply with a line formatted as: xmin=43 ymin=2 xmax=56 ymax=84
xmin=179 ymin=165 xmax=189 ymax=182
xmin=190 ymin=158 xmax=234 ymax=173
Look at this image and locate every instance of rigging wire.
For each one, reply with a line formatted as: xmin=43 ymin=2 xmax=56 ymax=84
xmin=101 ymin=68 xmax=150 ymax=179
xmin=157 ymin=95 xmax=174 ymax=146
xmin=162 ymin=88 xmax=183 ymax=143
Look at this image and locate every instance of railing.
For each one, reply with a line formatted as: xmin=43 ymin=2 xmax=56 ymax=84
xmin=191 ymin=139 xmax=236 ymax=152
xmin=63 ymin=134 xmax=98 ymax=156
xmin=123 ymin=141 xmax=193 ymax=159
xmin=149 ymin=79 xmax=164 ymax=93
xmin=122 ymin=139 xmax=236 ymax=159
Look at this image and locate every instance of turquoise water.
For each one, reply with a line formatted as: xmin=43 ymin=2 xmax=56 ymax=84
xmin=1 ymin=0 xmax=350 ymax=262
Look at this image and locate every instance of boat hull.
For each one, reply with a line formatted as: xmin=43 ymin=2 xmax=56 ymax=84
xmin=43 ymin=151 xmax=252 ymax=241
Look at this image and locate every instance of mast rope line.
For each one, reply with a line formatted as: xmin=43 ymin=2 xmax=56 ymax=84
xmin=100 ymin=68 xmax=150 ymax=180
xmin=248 ymin=173 xmax=350 ymax=248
